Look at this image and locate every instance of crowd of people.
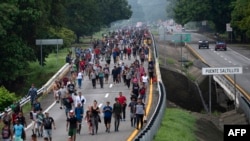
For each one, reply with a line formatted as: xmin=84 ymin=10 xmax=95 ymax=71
xmin=0 ymin=27 xmax=155 ymax=141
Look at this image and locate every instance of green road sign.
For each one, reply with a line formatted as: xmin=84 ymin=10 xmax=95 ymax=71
xmin=172 ymin=33 xmax=191 ymax=43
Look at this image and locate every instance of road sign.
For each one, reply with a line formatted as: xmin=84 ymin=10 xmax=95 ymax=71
xmin=226 ymin=23 xmax=233 ymax=32
xmin=35 ymin=39 xmax=63 ymax=66
xmin=172 ymin=33 xmax=191 ymax=43
xmin=202 ymin=67 xmax=243 ymax=75
xmin=36 ymin=39 xmax=63 ymax=45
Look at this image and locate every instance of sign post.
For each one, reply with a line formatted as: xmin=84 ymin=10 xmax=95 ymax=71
xmin=36 ymin=39 xmax=63 ymax=66
xmin=202 ymin=67 xmax=243 ymax=114
xmin=226 ymin=23 xmax=233 ymax=43
xmin=172 ymin=33 xmax=191 ymax=67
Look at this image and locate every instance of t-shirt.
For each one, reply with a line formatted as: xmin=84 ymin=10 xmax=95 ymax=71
xmin=43 ymin=117 xmax=54 ymax=129
xmin=113 ymin=103 xmax=122 ymax=115
xmin=36 ymin=113 xmax=44 ymax=123
xmin=13 ymin=124 xmax=24 ymax=137
xmin=77 ymin=72 xmax=83 ymax=79
xmin=67 ymin=116 xmax=78 ymax=129
xmin=67 ymin=83 xmax=75 ymax=94
xmin=118 ymin=96 xmax=126 ymax=105
xmin=129 ymin=101 xmax=137 ymax=113
xmin=103 ymin=106 xmax=113 ymax=118
xmin=135 ymin=103 xmax=145 ymax=115
xmin=2 ymin=126 xmax=11 ymax=139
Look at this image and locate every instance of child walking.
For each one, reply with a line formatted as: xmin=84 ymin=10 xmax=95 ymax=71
xmin=85 ymin=110 xmax=92 ymax=134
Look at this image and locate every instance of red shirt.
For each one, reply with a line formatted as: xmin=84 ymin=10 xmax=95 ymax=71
xmin=118 ymin=95 xmax=126 ymax=105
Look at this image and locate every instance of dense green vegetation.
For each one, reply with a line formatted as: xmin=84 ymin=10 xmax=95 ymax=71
xmin=0 ymin=0 xmax=132 ymax=93
xmin=167 ymin=0 xmax=250 ymax=42
xmin=154 ymin=108 xmax=196 ymax=141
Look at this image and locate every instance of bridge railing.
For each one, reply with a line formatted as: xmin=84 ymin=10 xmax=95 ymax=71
xmin=134 ymin=32 xmax=167 ymax=141
xmin=213 ymin=75 xmax=250 ymax=122
xmin=0 ymin=63 xmax=71 ymax=117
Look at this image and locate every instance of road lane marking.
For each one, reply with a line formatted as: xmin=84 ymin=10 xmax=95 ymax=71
xmin=109 ymin=84 xmax=113 ymax=88
xmin=25 ymin=101 xmax=57 ymax=130
xmin=105 ymin=93 xmax=109 ymax=98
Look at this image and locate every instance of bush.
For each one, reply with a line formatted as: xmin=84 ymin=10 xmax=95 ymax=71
xmin=0 ymin=86 xmax=17 ymax=111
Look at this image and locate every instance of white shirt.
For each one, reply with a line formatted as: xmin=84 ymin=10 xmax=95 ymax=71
xmin=74 ymin=95 xmax=86 ymax=107
xmin=142 ymin=75 xmax=148 ymax=83
xmin=77 ymin=72 xmax=83 ymax=79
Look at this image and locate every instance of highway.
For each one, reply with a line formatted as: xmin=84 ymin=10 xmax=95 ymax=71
xmin=24 ymin=53 xmax=154 ymax=141
xmin=188 ymin=42 xmax=250 ymax=97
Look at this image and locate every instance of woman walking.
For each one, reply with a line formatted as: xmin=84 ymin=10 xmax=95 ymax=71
xmin=90 ymin=100 xmax=101 ymax=135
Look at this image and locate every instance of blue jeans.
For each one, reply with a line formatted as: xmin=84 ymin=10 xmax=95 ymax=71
xmin=77 ymin=78 xmax=82 ymax=88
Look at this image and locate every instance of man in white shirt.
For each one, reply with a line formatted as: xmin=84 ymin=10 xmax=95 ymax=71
xmin=73 ymin=91 xmax=86 ymax=109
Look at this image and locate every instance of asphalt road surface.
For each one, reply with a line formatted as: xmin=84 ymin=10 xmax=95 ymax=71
xmin=24 ymin=54 xmax=151 ymax=141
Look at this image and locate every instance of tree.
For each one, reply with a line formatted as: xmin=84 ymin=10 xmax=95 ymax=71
xmin=0 ymin=86 xmax=17 ymax=111
xmin=231 ymin=0 xmax=250 ymax=42
xmin=170 ymin=0 xmax=233 ymax=32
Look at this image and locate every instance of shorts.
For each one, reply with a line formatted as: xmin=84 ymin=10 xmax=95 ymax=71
xmin=104 ymin=117 xmax=111 ymax=125
xmin=44 ymin=129 xmax=52 ymax=138
xmin=68 ymin=128 xmax=77 ymax=136
xmin=36 ymin=121 xmax=42 ymax=128
xmin=14 ymin=136 xmax=23 ymax=141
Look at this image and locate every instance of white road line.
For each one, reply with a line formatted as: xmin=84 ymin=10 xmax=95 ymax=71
xmin=109 ymin=84 xmax=113 ymax=88
xmin=25 ymin=101 xmax=57 ymax=130
xmin=105 ymin=93 xmax=109 ymax=98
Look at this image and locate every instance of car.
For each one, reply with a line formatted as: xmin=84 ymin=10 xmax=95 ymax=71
xmin=215 ymin=41 xmax=227 ymax=51
xmin=198 ymin=40 xmax=209 ymax=49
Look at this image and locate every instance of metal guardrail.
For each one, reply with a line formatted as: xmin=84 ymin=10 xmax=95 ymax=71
xmin=213 ymin=75 xmax=250 ymax=122
xmin=133 ymin=31 xmax=167 ymax=140
xmin=0 ymin=63 xmax=71 ymax=117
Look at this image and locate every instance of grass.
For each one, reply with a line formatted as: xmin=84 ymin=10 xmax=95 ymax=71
xmin=20 ymin=47 xmax=70 ymax=95
xmin=154 ymin=108 xmax=196 ymax=141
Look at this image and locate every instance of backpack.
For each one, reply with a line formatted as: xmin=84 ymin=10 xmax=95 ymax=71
xmin=43 ymin=117 xmax=52 ymax=128
xmin=2 ymin=126 xmax=11 ymax=139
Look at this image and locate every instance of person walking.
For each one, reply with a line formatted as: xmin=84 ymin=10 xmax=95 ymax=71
xmin=42 ymin=112 xmax=56 ymax=141
xmin=90 ymin=100 xmax=101 ymax=135
xmin=62 ymin=93 xmax=74 ymax=118
xmin=13 ymin=119 xmax=25 ymax=141
xmin=74 ymin=91 xmax=86 ymax=110
xmin=103 ymin=64 xmax=110 ymax=84
xmin=84 ymin=110 xmax=92 ymax=135
xmin=33 ymin=98 xmax=41 ymax=112
xmin=76 ymin=71 xmax=83 ymax=89
xmin=90 ymin=70 xmax=97 ymax=89
xmin=102 ymin=101 xmax=112 ymax=133
xmin=128 ymin=97 xmax=137 ymax=127
xmin=117 ymin=92 xmax=127 ymax=121
xmin=35 ymin=108 xmax=44 ymax=137
xmin=113 ymin=98 xmax=122 ymax=132
xmin=27 ymin=84 xmax=37 ymax=107
xmin=98 ymin=69 xmax=104 ymax=88
xmin=1 ymin=111 xmax=12 ymax=128
xmin=1 ymin=121 xmax=13 ymax=141
xmin=66 ymin=110 xmax=79 ymax=141
xmin=74 ymin=103 xmax=83 ymax=134
xmin=139 ymin=84 xmax=147 ymax=103
xmin=135 ymin=98 xmax=146 ymax=130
